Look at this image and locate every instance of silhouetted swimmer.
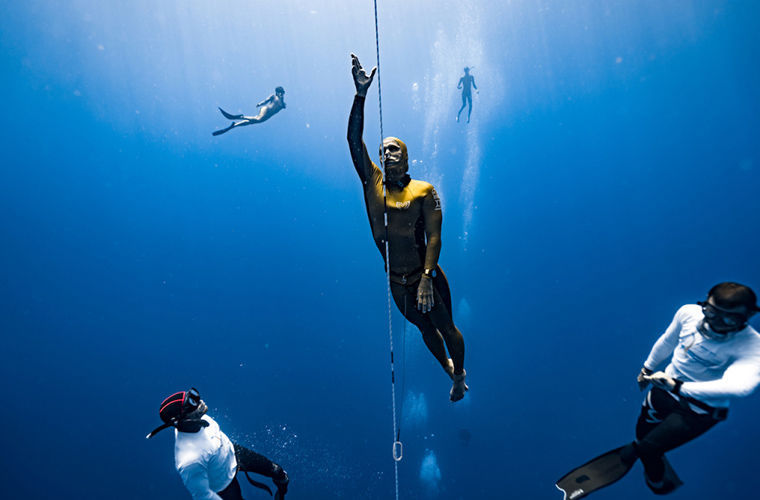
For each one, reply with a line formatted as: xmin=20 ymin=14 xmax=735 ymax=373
xmin=456 ymin=67 xmax=477 ymax=123
xmin=213 ymin=87 xmax=286 ymax=136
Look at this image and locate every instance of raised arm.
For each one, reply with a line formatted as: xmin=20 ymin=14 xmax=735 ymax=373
xmin=347 ymin=53 xmax=377 ymax=184
xmin=347 ymin=95 xmax=374 ymax=183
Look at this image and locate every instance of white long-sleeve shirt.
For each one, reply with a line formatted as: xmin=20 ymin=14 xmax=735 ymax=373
xmin=644 ymin=304 xmax=760 ymax=408
xmin=174 ymin=415 xmax=237 ymax=500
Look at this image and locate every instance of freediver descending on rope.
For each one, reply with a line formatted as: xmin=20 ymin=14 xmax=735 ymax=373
xmin=213 ymin=87 xmax=286 ymax=136
xmin=347 ymin=53 xmax=468 ymax=402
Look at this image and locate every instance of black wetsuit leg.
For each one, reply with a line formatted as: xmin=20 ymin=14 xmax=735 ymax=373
xmin=634 ymin=388 xmax=723 ymax=481
xmin=391 ymin=280 xmax=448 ymax=366
xmin=234 ymin=443 xmax=280 ymax=476
xmin=390 ymin=267 xmax=465 ymax=373
xmin=232 ymin=443 xmax=289 ymax=498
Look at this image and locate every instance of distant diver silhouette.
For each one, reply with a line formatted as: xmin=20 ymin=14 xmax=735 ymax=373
xmin=348 ymin=53 xmax=468 ymax=402
xmin=456 ymin=67 xmax=477 ymax=123
xmin=213 ymin=87 xmax=286 ymax=136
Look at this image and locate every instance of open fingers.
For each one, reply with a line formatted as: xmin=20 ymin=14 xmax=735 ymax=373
xmin=417 ymin=291 xmax=434 ymax=313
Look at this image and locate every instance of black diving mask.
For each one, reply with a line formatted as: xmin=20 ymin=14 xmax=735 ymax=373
xmin=146 ymin=387 xmax=205 ymax=439
xmin=184 ymin=388 xmax=201 ymax=410
xmin=697 ymin=301 xmax=748 ymax=335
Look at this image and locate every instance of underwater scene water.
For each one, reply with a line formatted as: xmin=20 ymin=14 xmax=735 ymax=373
xmin=2 ymin=1 xmax=760 ymax=498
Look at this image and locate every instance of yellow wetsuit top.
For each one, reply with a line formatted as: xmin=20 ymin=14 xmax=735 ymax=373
xmin=348 ymin=95 xmax=443 ymax=276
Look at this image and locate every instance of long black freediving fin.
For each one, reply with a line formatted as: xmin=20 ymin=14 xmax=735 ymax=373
xmin=219 ymin=107 xmax=244 ymax=120
xmin=555 ymin=444 xmax=636 ymax=499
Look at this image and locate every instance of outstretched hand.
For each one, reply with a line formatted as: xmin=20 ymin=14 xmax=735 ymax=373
xmin=351 ymin=53 xmax=376 ymax=97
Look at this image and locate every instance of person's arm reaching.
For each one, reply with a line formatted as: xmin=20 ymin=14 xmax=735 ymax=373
xmin=347 ymin=95 xmax=374 ymax=184
xmin=257 ymin=95 xmax=274 ymax=107
xmin=348 ymin=53 xmax=377 ymax=185
xmin=417 ymin=187 xmax=443 ymax=313
xmin=178 ymin=463 xmax=223 ymax=500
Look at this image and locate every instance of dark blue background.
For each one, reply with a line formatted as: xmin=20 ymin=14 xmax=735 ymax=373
xmin=2 ymin=1 xmax=759 ymax=498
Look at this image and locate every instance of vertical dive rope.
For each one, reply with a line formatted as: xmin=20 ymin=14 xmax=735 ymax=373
xmin=372 ymin=1 xmax=402 ymax=499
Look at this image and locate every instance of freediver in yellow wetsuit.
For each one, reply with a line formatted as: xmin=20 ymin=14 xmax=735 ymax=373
xmin=347 ymin=53 xmax=468 ymax=402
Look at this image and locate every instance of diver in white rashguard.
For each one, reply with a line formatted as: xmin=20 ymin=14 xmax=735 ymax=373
xmin=557 ymin=282 xmax=760 ymax=499
xmin=147 ymin=388 xmax=289 ymax=500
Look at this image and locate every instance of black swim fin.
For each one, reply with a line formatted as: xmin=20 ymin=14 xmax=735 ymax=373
xmin=556 ymin=444 xmax=637 ymax=499
xmin=219 ymin=107 xmax=243 ymax=120
xmin=243 ymin=471 xmax=273 ymax=496
xmin=212 ymin=124 xmax=234 ymax=136
xmin=644 ymin=455 xmax=683 ymax=495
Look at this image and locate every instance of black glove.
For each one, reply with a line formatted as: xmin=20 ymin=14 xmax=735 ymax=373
xmin=637 ymin=367 xmax=654 ymax=391
xmin=272 ymin=465 xmax=289 ymax=498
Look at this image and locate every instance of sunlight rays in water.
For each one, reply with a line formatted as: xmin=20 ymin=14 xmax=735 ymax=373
xmin=417 ymin=1 xmax=503 ymax=246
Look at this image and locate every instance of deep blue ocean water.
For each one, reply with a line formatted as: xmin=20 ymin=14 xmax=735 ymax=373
xmin=2 ymin=1 xmax=759 ymax=498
